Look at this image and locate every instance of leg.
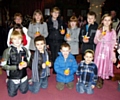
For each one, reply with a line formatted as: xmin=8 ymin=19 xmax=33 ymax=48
xmin=41 ymin=77 xmax=48 ymax=89
xmin=76 ymin=82 xmax=85 ymax=94
xmin=19 ymin=79 xmax=28 ymax=94
xmin=29 ymin=80 xmax=42 ymax=93
xmin=118 ymin=81 xmax=120 ymax=91
xmin=56 ymin=82 xmax=64 ymax=90
xmin=7 ymin=79 xmax=19 ymax=97
xmin=86 ymin=85 xmax=94 ymax=94
xmin=66 ymin=82 xmax=74 ymax=89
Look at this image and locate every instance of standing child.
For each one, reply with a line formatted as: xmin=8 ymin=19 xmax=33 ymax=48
xmin=7 ymin=13 xmax=30 ymax=50
xmin=94 ymin=14 xmax=116 ymax=89
xmin=1 ymin=31 xmax=30 ymax=97
xmin=76 ymin=49 xmax=97 ymax=94
xmin=47 ymin=7 xmax=66 ymax=74
xmin=79 ymin=11 xmax=98 ymax=59
xmin=29 ymin=36 xmax=51 ymax=93
xmin=65 ymin=16 xmax=80 ymax=57
xmin=54 ymin=43 xmax=78 ymax=90
xmin=28 ymin=9 xmax=48 ymax=51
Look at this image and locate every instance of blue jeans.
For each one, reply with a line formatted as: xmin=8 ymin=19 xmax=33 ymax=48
xmin=29 ymin=77 xmax=48 ymax=93
xmin=76 ymin=82 xmax=93 ymax=94
xmin=7 ymin=79 xmax=28 ymax=97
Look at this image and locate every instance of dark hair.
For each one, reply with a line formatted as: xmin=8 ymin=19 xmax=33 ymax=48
xmin=87 ymin=11 xmax=97 ymax=18
xmin=84 ymin=49 xmax=94 ymax=57
xmin=31 ymin=9 xmax=44 ymax=24
xmin=34 ymin=35 xmax=46 ymax=44
xmin=60 ymin=42 xmax=70 ymax=49
xmin=13 ymin=24 xmax=24 ymax=35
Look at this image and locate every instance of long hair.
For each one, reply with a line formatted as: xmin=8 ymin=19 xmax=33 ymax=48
xmin=31 ymin=9 xmax=44 ymax=24
xmin=98 ymin=14 xmax=112 ymax=31
xmin=68 ymin=16 xmax=78 ymax=28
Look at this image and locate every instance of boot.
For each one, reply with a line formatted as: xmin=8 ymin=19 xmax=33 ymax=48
xmin=96 ymin=77 xmax=103 ymax=89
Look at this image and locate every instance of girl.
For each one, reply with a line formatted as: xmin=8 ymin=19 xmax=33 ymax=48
xmin=28 ymin=9 xmax=48 ymax=51
xmin=65 ymin=16 xmax=80 ymax=57
xmin=7 ymin=13 xmax=30 ymax=50
xmin=94 ymin=14 xmax=116 ymax=89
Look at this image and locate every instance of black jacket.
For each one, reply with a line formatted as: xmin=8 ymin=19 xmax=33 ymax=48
xmin=46 ymin=16 xmax=66 ymax=45
xmin=79 ymin=22 xmax=98 ymax=54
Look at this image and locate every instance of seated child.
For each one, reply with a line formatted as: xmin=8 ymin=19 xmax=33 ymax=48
xmin=76 ymin=49 xmax=98 ymax=94
xmin=29 ymin=35 xmax=51 ymax=93
xmin=54 ymin=42 xmax=78 ymax=90
xmin=1 ymin=30 xmax=30 ymax=97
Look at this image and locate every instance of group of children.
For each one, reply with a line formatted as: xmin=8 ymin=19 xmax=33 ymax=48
xmin=0 ymin=6 xmax=120 ymax=97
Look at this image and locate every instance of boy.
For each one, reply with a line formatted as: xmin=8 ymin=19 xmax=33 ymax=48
xmin=79 ymin=11 xmax=98 ymax=59
xmin=47 ymin=7 xmax=66 ymax=74
xmin=76 ymin=49 xmax=97 ymax=94
xmin=29 ymin=35 xmax=51 ymax=93
xmin=54 ymin=43 xmax=78 ymax=90
xmin=1 ymin=31 xmax=30 ymax=97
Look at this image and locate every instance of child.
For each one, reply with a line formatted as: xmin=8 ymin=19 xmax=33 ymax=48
xmin=65 ymin=16 xmax=80 ymax=57
xmin=47 ymin=7 xmax=66 ymax=74
xmin=1 ymin=31 xmax=30 ymax=97
xmin=94 ymin=14 xmax=116 ymax=89
xmin=76 ymin=49 xmax=97 ymax=94
xmin=7 ymin=13 xmax=30 ymax=49
xmin=29 ymin=35 xmax=51 ymax=93
xmin=54 ymin=43 xmax=78 ymax=90
xmin=28 ymin=9 xmax=48 ymax=51
xmin=79 ymin=11 xmax=98 ymax=59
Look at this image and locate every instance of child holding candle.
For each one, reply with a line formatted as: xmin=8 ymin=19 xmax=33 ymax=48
xmin=29 ymin=35 xmax=52 ymax=93
xmin=79 ymin=11 xmax=98 ymax=60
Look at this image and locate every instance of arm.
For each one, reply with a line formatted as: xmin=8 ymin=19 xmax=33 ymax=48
xmin=94 ymin=30 xmax=102 ymax=44
xmin=42 ymin=22 xmax=48 ymax=38
xmin=27 ymin=23 xmax=34 ymax=39
xmin=2 ymin=48 xmax=18 ymax=70
xmin=54 ymin=57 xmax=65 ymax=75
xmin=91 ymin=64 xmax=98 ymax=86
xmin=69 ymin=57 xmax=78 ymax=75
xmin=7 ymin=28 xmax=13 ymax=47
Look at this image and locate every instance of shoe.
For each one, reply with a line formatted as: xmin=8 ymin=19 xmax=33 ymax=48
xmin=118 ymin=81 xmax=120 ymax=91
xmin=96 ymin=77 xmax=103 ymax=89
xmin=56 ymin=82 xmax=64 ymax=90
xmin=66 ymin=82 xmax=74 ymax=89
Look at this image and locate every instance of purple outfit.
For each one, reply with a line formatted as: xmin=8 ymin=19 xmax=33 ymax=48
xmin=94 ymin=29 xmax=116 ymax=79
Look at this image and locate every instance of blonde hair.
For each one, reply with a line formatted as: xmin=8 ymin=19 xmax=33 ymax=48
xmin=10 ymin=30 xmax=22 ymax=41
xmin=31 ymin=9 xmax=44 ymax=24
xmin=51 ymin=7 xmax=60 ymax=13
xmin=98 ymin=14 xmax=112 ymax=31
xmin=68 ymin=16 xmax=78 ymax=28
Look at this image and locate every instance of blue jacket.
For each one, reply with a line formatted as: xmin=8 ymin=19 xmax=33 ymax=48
xmin=54 ymin=52 xmax=78 ymax=83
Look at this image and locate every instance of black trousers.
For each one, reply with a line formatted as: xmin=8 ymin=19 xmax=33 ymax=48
xmin=49 ymin=42 xmax=62 ymax=73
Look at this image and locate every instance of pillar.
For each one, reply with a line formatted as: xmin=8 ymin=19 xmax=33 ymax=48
xmin=88 ymin=0 xmax=105 ymax=24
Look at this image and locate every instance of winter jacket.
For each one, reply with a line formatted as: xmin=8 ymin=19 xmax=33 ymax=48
xmin=54 ymin=52 xmax=78 ymax=83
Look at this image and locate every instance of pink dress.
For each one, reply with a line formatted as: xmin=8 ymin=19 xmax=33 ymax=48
xmin=94 ymin=29 xmax=116 ymax=79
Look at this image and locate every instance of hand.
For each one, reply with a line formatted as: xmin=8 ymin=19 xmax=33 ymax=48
xmin=83 ymin=38 xmax=89 ymax=43
xmin=46 ymin=45 xmax=49 ymax=49
xmin=117 ymin=64 xmax=120 ymax=68
xmin=42 ymin=63 xmax=46 ymax=69
xmin=77 ymin=78 xmax=79 ymax=81
xmin=66 ymin=37 xmax=71 ymax=41
xmin=47 ymin=62 xmax=52 ymax=67
xmin=60 ymin=30 xmax=65 ymax=35
xmin=112 ymin=58 xmax=117 ymax=63
xmin=91 ymin=85 xmax=95 ymax=89
xmin=99 ymin=33 xmax=104 ymax=40
xmin=19 ymin=61 xmax=27 ymax=70
xmin=34 ymin=33 xmax=40 ymax=37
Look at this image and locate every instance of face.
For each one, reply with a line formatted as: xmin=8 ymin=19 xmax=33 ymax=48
xmin=61 ymin=47 xmax=70 ymax=59
xmin=51 ymin=11 xmax=59 ymax=19
xmin=35 ymin=41 xmax=45 ymax=52
xmin=34 ymin=13 xmax=42 ymax=22
xmin=11 ymin=36 xmax=22 ymax=48
xmin=87 ymin=15 xmax=96 ymax=24
xmin=70 ymin=21 xmax=77 ymax=28
xmin=102 ymin=16 xmax=112 ymax=27
xmin=84 ymin=52 xmax=93 ymax=64
xmin=14 ymin=16 xmax=22 ymax=24
xmin=110 ymin=11 xmax=116 ymax=18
